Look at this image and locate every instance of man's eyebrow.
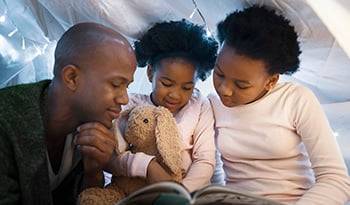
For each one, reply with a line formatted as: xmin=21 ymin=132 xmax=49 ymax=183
xmin=113 ymin=76 xmax=134 ymax=84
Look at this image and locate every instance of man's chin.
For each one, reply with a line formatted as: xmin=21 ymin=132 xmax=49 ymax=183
xmin=95 ymin=119 xmax=113 ymax=130
xmin=104 ymin=121 xmax=113 ymax=130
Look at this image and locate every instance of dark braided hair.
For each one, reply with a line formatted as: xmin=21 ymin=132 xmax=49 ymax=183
xmin=134 ymin=19 xmax=218 ymax=81
xmin=217 ymin=5 xmax=301 ymax=75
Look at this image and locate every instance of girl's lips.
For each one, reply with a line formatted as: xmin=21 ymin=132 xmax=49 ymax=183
xmin=220 ymin=96 xmax=234 ymax=107
xmin=164 ymin=101 xmax=178 ymax=109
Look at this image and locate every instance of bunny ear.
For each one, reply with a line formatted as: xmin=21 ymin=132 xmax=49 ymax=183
xmin=154 ymin=106 xmax=183 ymax=181
xmin=113 ymin=105 xmax=136 ymax=154
xmin=117 ymin=106 xmax=135 ymax=133
xmin=113 ymin=118 xmax=128 ymax=154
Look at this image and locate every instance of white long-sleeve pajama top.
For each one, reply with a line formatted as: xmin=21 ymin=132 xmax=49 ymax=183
xmin=209 ymin=82 xmax=350 ymax=204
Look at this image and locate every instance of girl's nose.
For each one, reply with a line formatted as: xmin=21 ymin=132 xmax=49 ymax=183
xmin=218 ymin=80 xmax=233 ymax=97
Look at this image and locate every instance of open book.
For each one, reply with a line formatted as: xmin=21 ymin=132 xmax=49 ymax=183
xmin=115 ymin=181 xmax=286 ymax=205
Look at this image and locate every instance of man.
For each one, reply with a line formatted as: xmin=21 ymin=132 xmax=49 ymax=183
xmin=0 ymin=22 xmax=137 ymax=204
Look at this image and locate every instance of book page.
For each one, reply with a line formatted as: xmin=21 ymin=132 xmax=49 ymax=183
xmin=115 ymin=181 xmax=286 ymax=205
xmin=191 ymin=185 xmax=286 ymax=205
xmin=115 ymin=181 xmax=191 ymax=205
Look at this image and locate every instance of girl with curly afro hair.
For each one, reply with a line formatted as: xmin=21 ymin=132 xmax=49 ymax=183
xmin=209 ymin=5 xmax=350 ymax=204
xmin=119 ymin=19 xmax=218 ymax=192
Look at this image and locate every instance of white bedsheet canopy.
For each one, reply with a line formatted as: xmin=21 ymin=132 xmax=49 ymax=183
xmin=0 ymin=0 xmax=349 ymax=166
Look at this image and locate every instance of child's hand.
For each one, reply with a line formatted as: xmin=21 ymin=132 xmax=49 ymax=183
xmin=146 ymin=158 xmax=172 ymax=184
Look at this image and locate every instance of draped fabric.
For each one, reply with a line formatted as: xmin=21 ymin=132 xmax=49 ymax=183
xmin=0 ymin=0 xmax=349 ymax=169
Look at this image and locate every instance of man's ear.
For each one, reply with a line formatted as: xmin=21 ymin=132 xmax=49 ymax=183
xmin=147 ymin=65 xmax=153 ymax=83
xmin=265 ymin=73 xmax=279 ymax=90
xmin=61 ymin=64 xmax=80 ymax=91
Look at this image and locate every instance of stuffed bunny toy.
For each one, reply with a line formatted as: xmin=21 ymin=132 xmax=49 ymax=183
xmin=78 ymin=104 xmax=183 ymax=205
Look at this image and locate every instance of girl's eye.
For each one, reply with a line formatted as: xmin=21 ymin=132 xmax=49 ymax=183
xmin=235 ymin=83 xmax=249 ymax=90
xmin=161 ymin=81 xmax=172 ymax=87
xmin=183 ymin=86 xmax=194 ymax=91
xmin=214 ymin=71 xmax=224 ymax=78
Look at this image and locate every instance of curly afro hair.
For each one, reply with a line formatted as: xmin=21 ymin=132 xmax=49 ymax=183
xmin=217 ymin=5 xmax=301 ymax=75
xmin=134 ymin=19 xmax=218 ymax=81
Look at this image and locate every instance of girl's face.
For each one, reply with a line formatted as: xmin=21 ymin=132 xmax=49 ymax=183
xmin=213 ymin=43 xmax=278 ymax=107
xmin=148 ymin=58 xmax=197 ymax=113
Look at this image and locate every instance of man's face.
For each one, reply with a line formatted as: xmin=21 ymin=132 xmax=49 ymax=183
xmin=72 ymin=42 xmax=136 ymax=129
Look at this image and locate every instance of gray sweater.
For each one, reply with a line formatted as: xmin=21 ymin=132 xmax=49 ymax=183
xmin=0 ymin=80 xmax=83 ymax=205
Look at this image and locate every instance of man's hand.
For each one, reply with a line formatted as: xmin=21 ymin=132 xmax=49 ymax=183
xmin=75 ymin=122 xmax=117 ymax=189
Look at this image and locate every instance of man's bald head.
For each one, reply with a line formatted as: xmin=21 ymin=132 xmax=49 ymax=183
xmin=53 ymin=22 xmax=133 ymax=77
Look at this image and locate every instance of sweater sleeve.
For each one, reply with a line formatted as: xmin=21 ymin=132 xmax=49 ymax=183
xmin=111 ymin=151 xmax=155 ymax=177
xmin=0 ymin=128 xmax=20 ymax=204
xmin=292 ymin=86 xmax=350 ymax=205
xmin=181 ymin=97 xmax=216 ymax=192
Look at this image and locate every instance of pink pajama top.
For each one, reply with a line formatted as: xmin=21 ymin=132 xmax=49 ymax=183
xmin=115 ymin=88 xmax=216 ymax=192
